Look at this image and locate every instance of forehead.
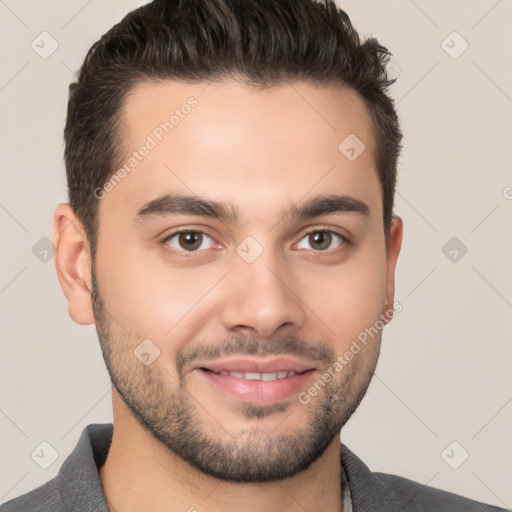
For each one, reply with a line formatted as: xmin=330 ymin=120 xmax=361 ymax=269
xmin=105 ymin=79 xmax=380 ymax=224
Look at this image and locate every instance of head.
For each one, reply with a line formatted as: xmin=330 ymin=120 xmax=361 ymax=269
xmin=54 ymin=0 xmax=403 ymax=483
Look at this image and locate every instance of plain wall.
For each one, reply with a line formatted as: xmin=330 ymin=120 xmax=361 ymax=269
xmin=0 ymin=0 xmax=511 ymax=508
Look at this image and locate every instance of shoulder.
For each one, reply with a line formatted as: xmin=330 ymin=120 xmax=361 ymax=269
xmin=339 ymin=442 xmax=508 ymax=511
xmin=1 ymin=423 xmax=112 ymax=512
xmin=375 ymin=472 xmax=509 ymax=512
xmin=0 ymin=478 xmax=63 ymax=512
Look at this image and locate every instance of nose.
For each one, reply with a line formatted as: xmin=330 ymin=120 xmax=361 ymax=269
xmin=219 ymin=249 xmax=307 ymax=339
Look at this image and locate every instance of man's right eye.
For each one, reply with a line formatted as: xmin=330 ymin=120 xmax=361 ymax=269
xmin=161 ymin=230 xmax=216 ymax=254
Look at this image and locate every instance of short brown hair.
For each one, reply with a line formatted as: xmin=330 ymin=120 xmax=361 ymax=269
xmin=64 ymin=0 xmax=402 ymax=254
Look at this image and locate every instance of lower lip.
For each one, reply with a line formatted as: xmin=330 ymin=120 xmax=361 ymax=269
xmin=199 ymin=369 xmax=316 ymax=405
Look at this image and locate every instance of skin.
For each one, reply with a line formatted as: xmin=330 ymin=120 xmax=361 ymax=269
xmin=53 ymin=79 xmax=403 ymax=512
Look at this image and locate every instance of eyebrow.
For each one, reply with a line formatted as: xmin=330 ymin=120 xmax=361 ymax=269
xmin=134 ymin=192 xmax=370 ymax=225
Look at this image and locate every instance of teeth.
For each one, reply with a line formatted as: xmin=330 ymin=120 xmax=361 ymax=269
xmin=214 ymin=370 xmax=298 ymax=380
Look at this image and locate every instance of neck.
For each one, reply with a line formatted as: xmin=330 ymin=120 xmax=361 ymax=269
xmin=99 ymin=394 xmax=344 ymax=512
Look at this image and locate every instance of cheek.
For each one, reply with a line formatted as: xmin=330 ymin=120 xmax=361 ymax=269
xmin=97 ymin=247 xmax=221 ymax=343
xmin=301 ymin=252 xmax=387 ymax=345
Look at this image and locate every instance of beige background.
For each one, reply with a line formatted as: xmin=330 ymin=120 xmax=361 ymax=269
xmin=1 ymin=0 xmax=511 ymax=508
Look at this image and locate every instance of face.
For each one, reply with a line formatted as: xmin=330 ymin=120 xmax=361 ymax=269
xmin=87 ymin=79 xmax=402 ymax=482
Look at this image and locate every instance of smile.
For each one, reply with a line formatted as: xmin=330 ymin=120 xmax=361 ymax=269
xmin=204 ymin=369 xmax=305 ymax=381
xmin=199 ymin=367 xmax=316 ymax=405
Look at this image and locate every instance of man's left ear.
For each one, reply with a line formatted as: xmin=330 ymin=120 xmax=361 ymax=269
xmin=52 ymin=203 xmax=95 ymax=325
xmin=384 ymin=214 xmax=403 ymax=322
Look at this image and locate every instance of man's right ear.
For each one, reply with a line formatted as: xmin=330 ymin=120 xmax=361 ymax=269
xmin=52 ymin=203 xmax=95 ymax=325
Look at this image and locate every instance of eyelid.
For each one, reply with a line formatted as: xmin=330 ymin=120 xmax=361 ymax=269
xmin=298 ymin=226 xmax=349 ymax=241
xmin=162 ymin=228 xmax=214 ymax=241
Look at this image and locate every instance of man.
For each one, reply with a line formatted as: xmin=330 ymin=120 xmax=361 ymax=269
xmin=1 ymin=0 xmax=507 ymax=511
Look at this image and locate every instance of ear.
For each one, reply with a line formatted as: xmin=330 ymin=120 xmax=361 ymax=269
xmin=383 ymin=215 xmax=403 ymax=323
xmin=52 ymin=203 xmax=95 ymax=325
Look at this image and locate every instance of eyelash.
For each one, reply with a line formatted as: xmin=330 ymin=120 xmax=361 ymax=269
xmin=160 ymin=228 xmax=350 ymax=258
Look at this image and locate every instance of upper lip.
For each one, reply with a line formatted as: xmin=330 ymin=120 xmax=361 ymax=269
xmin=196 ymin=356 xmax=316 ymax=374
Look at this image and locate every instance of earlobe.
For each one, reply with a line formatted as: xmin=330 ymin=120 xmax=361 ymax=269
xmin=52 ymin=203 xmax=95 ymax=325
xmin=384 ymin=215 xmax=403 ymax=322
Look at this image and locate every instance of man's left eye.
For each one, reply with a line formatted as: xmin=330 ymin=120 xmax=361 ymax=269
xmin=296 ymin=230 xmax=345 ymax=251
xmin=164 ymin=231 xmax=215 ymax=252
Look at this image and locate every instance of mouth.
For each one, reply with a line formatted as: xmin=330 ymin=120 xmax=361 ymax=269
xmin=194 ymin=357 xmax=317 ymax=405
xmin=195 ymin=355 xmax=316 ymax=375
xmin=200 ymin=368 xmax=311 ymax=381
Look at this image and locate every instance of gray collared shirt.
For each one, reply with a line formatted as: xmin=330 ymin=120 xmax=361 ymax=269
xmin=1 ymin=423 xmax=508 ymax=512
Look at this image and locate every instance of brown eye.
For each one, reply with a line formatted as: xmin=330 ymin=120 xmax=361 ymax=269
xmin=164 ymin=231 xmax=214 ymax=252
xmin=309 ymin=231 xmax=332 ymax=250
xmin=178 ymin=232 xmax=202 ymax=251
xmin=296 ymin=230 xmax=345 ymax=251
